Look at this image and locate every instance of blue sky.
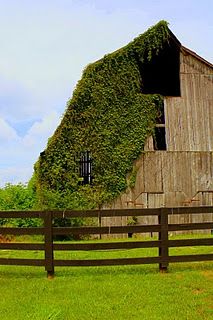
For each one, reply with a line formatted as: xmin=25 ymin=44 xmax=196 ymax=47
xmin=0 ymin=0 xmax=212 ymax=186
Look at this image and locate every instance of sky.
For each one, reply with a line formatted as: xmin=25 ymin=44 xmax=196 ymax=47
xmin=0 ymin=0 xmax=212 ymax=187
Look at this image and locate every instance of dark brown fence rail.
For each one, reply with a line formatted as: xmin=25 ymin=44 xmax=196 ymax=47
xmin=0 ymin=206 xmax=212 ymax=277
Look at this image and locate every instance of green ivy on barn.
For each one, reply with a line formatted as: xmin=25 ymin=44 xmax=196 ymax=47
xmin=34 ymin=20 xmax=169 ymax=209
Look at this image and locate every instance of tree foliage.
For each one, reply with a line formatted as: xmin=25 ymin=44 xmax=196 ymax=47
xmin=0 ymin=183 xmax=39 ymax=227
xmin=0 ymin=183 xmax=36 ymax=211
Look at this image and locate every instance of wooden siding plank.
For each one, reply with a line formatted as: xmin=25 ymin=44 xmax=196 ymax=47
xmin=165 ymin=52 xmax=213 ymax=151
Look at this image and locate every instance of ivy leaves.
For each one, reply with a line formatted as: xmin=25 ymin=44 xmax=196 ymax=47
xmin=35 ymin=21 xmax=168 ymax=209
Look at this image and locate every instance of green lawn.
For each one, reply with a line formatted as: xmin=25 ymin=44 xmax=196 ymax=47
xmin=0 ymin=236 xmax=212 ymax=320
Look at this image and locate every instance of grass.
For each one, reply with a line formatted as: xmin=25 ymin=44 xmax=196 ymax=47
xmin=0 ymin=235 xmax=212 ymax=320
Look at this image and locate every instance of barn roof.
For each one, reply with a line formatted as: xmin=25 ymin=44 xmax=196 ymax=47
xmin=181 ymin=46 xmax=213 ymax=69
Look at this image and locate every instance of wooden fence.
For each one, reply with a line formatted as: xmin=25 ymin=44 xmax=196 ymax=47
xmin=0 ymin=206 xmax=213 ymax=278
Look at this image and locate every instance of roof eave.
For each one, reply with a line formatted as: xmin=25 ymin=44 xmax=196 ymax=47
xmin=181 ymin=46 xmax=213 ymax=69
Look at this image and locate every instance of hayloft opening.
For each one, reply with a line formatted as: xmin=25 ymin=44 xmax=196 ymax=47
xmin=140 ymin=37 xmax=181 ymax=96
xmin=79 ymin=151 xmax=93 ymax=185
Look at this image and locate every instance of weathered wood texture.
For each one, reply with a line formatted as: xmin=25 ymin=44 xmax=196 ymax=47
xmin=107 ymin=151 xmax=213 ymax=231
xmin=144 ymin=51 xmax=213 ymax=152
xmin=107 ymin=52 xmax=213 ymax=231
xmin=156 ymin=51 xmax=212 ymax=151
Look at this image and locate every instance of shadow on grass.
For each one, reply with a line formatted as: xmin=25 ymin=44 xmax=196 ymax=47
xmin=169 ymin=261 xmax=213 ymax=273
xmin=55 ymin=261 xmax=213 ymax=278
xmin=0 ymin=266 xmax=45 ymax=280
xmin=0 ymin=261 xmax=212 ymax=280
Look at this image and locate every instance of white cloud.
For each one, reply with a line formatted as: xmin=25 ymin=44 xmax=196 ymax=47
xmin=0 ymin=111 xmax=61 ymax=186
xmin=23 ymin=111 xmax=61 ymax=148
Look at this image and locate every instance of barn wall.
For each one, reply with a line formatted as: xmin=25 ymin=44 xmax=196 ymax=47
xmin=165 ymin=51 xmax=213 ymax=151
xmin=103 ymin=51 xmax=213 ymax=236
xmin=104 ymin=151 xmax=213 ymax=235
xmin=107 ymin=151 xmax=213 ymax=207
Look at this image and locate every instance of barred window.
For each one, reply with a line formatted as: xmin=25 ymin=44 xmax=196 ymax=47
xmin=79 ymin=151 xmax=93 ymax=185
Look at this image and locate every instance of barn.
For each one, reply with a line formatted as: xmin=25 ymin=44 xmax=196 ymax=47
xmin=113 ymin=45 xmax=213 ymax=207
xmin=34 ymin=21 xmax=213 ymax=229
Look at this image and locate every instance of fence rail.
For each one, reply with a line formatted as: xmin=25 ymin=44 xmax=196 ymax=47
xmin=0 ymin=206 xmax=212 ymax=277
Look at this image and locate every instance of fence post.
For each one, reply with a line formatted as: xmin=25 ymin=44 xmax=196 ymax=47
xmin=44 ymin=211 xmax=54 ymax=278
xmin=98 ymin=205 xmax=102 ymax=240
xmin=158 ymin=208 xmax=169 ymax=272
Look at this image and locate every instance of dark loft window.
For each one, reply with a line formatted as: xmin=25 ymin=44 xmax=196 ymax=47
xmin=140 ymin=37 xmax=181 ymax=97
xmin=79 ymin=151 xmax=93 ymax=185
xmin=153 ymin=101 xmax=167 ymax=150
xmin=154 ymin=126 xmax=167 ymax=150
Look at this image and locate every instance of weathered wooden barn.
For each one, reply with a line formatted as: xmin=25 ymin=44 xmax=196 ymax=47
xmin=103 ymin=42 xmax=213 ymax=231
xmin=108 ymin=46 xmax=213 ymax=201
xmin=35 ymin=21 xmax=213 ymax=232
